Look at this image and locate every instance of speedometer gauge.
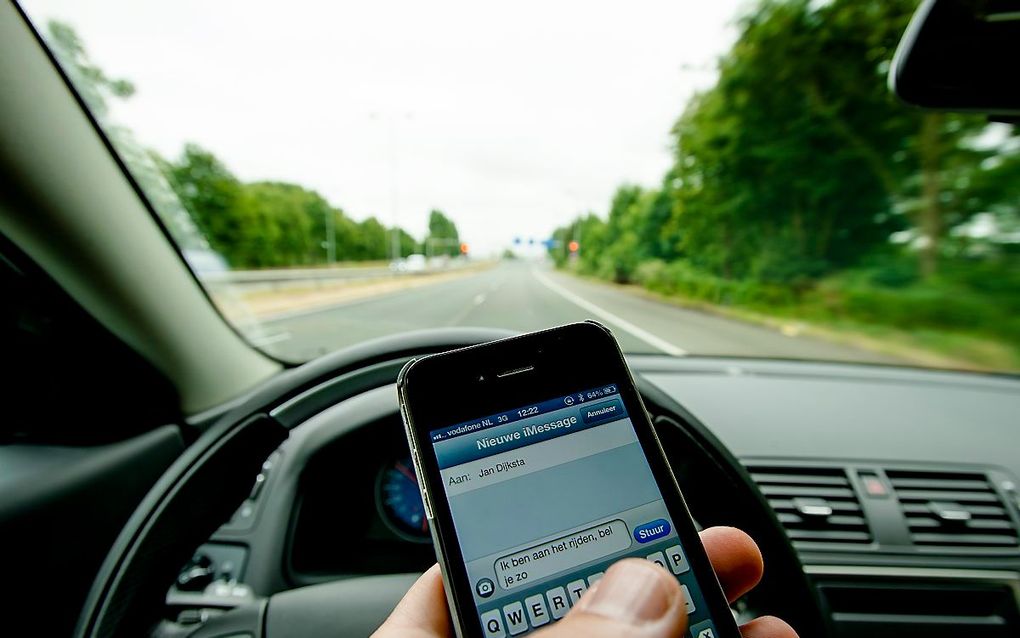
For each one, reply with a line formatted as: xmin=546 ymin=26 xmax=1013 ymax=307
xmin=376 ymin=457 xmax=430 ymax=542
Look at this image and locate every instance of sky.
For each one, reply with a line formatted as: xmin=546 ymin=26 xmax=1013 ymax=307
xmin=23 ymin=0 xmax=745 ymax=257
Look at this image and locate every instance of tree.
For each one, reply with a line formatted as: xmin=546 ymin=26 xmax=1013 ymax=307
xmin=354 ymin=217 xmax=390 ymax=260
xmin=550 ymin=213 xmax=607 ymax=270
xmin=161 ymin=145 xmax=422 ymax=267
xmin=39 ymin=22 xmax=425 ymax=270
xmin=665 ymin=1 xmax=900 ymax=282
xmin=426 ymin=209 xmax=461 ymax=257
xmin=46 ymin=21 xmax=135 ymax=117
xmin=395 ymin=228 xmax=419 ymax=257
xmin=553 ymin=0 xmax=1017 ymax=301
xmin=665 ymin=0 xmax=994 ymax=281
xmin=161 ymin=145 xmax=248 ymax=261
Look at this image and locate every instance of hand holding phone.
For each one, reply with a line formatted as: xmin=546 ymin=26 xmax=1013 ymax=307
xmin=373 ymin=528 xmax=799 ymax=638
xmin=397 ymin=322 xmax=744 ymax=638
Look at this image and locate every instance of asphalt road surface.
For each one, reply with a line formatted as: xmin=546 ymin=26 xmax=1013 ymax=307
xmin=262 ymin=261 xmax=899 ymax=364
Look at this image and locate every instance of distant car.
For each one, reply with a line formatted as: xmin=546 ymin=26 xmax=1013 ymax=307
xmin=390 ymin=253 xmax=428 ymax=273
xmin=405 ymin=254 xmax=427 ymax=272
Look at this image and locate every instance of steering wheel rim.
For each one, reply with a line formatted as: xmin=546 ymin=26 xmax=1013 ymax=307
xmin=75 ymin=327 xmax=826 ymax=638
xmin=637 ymin=377 xmax=828 ymax=636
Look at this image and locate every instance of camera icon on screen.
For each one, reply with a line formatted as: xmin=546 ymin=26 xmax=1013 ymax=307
xmin=476 ymin=578 xmax=495 ymax=598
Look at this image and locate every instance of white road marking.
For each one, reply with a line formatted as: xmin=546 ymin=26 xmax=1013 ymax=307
xmin=448 ymin=287 xmax=489 ymax=326
xmin=531 ymin=268 xmax=688 ymax=356
xmin=249 ymin=330 xmax=292 ymax=346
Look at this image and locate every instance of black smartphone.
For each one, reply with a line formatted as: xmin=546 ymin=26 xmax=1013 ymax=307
xmin=397 ymin=321 xmax=740 ymax=638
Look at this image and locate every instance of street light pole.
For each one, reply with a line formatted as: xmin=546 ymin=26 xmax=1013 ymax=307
xmin=371 ymin=111 xmax=412 ymax=262
xmin=325 ymin=209 xmax=336 ymax=264
xmin=387 ymin=117 xmax=400 ymax=261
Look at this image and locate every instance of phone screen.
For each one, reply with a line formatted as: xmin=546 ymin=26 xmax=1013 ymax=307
xmin=428 ymin=383 xmax=721 ymax=638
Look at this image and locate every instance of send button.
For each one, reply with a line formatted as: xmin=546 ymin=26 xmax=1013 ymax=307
xmin=634 ymin=519 xmax=671 ymax=543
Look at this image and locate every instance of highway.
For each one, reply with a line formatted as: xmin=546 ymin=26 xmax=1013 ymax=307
xmin=263 ymin=261 xmax=899 ymax=364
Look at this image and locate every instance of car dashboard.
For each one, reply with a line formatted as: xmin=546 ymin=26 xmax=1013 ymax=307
xmin=175 ymin=356 xmax=1020 ymax=637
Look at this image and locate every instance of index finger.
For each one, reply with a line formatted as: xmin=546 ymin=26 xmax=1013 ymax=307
xmin=372 ymin=564 xmax=452 ymax=638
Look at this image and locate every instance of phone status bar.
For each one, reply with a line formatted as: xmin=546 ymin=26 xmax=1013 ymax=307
xmin=429 ymin=384 xmax=619 ymax=443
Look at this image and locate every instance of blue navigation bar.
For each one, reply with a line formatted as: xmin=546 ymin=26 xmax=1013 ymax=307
xmin=429 ymin=384 xmax=619 ymax=443
xmin=433 ymin=398 xmax=631 ymax=469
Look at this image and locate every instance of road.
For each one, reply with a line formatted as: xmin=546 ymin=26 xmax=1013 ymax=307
xmin=262 ymin=261 xmax=899 ymax=364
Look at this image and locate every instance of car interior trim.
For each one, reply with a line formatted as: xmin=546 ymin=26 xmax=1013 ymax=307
xmin=805 ymin=564 xmax=1020 ymax=583
xmin=0 ymin=1 xmax=280 ymax=414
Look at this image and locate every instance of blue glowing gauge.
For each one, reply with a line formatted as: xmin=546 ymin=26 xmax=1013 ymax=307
xmin=376 ymin=457 xmax=430 ymax=542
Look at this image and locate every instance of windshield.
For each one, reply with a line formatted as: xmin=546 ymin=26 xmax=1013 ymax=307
xmin=21 ymin=1 xmax=1020 ymax=371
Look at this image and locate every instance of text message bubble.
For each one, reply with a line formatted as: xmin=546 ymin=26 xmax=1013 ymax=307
xmin=494 ymin=519 xmax=632 ymax=590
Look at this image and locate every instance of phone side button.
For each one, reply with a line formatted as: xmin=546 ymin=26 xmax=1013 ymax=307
xmin=421 ymin=487 xmax=434 ymax=520
xmin=410 ymin=447 xmax=422 ymax=476
xmin=409 ymin=449 xmax=433 ymax=520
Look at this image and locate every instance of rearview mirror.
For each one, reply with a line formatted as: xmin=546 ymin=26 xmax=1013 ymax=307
xmin=890 ymin=0 xmax=1020 ymax=118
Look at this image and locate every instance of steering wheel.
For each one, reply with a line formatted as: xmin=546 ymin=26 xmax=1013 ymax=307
xmin=74 ymin=328 xmax=827 ymax=638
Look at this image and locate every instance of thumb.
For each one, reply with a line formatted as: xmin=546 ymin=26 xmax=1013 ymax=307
xmin=535 ymin=559 xmax=688 ymax=638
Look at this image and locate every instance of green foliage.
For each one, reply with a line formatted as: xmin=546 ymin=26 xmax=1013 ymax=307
xmin=46 ymin=20 xmax=135 ymax=120
xmin=634 ymin=259 xmax=797 ymax=307
xmin=161 ymin=144 xmax=420 ymax=268
xmin=426 ymin=210 xmax=461 ymax=256
xmin=556 ymin=0 xmax=1012 ymax=284
xmin=550 ymin=0 xmax=1019 ymax=361
xmin=550 ymin=214 xmax=596 ymax=267
xmin=630 ymin=256 xmax=1020 ymax=347
xmin=668 ymin=0 xmax=928 ymax=281
xmin=554 ymin=185 xmax=676 ymax=283
xmin=44 ymin=22 xmax=424 ymax=271
xmin=396 ymin=228 xmax=419 ymax=258
xmin=46 ymin=21 xmax=135 ymax=116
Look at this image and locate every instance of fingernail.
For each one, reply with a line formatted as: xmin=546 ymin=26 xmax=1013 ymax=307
xmin=577 ymin=559 xmax=677 ymax=625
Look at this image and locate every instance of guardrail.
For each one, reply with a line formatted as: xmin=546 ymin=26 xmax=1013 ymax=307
xmin=200 ymin=260 xmax=479 ymax=290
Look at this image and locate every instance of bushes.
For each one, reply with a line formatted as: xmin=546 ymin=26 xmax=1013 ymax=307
xmin=834 ymin=285 xmax=997 ymax=332
xmin=633 ymin=260 xmax=670 ymax=290
xmin=626 ymin=258 xmax=1020 ymax=345
xmin=834 ymin=284 xmax=1019 ymax=342
xmin=939 ymin=258 xmax=1020 ymax=301
xmin=633 ymin=259 xmax=797 ymax=307
xmin=855 ymin=254 xmax=921 ymax=289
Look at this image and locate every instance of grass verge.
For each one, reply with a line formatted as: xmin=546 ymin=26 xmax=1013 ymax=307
xmin=561 ymin=269 xmax=1020 ymax=372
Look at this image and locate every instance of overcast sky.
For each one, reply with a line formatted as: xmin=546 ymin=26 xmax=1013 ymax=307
xmin=24 ymin=0 xmax=745 ymax=256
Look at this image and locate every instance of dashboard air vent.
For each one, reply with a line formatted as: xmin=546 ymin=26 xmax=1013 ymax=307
xmin=748 ymin=466 xmax=872 ymax=548
xmin=887 ymin=469 xmax=1020 ymax=552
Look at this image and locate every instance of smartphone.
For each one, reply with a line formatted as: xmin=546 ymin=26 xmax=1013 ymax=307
xmin=397 ymin=321 xmax=740 ymax=638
